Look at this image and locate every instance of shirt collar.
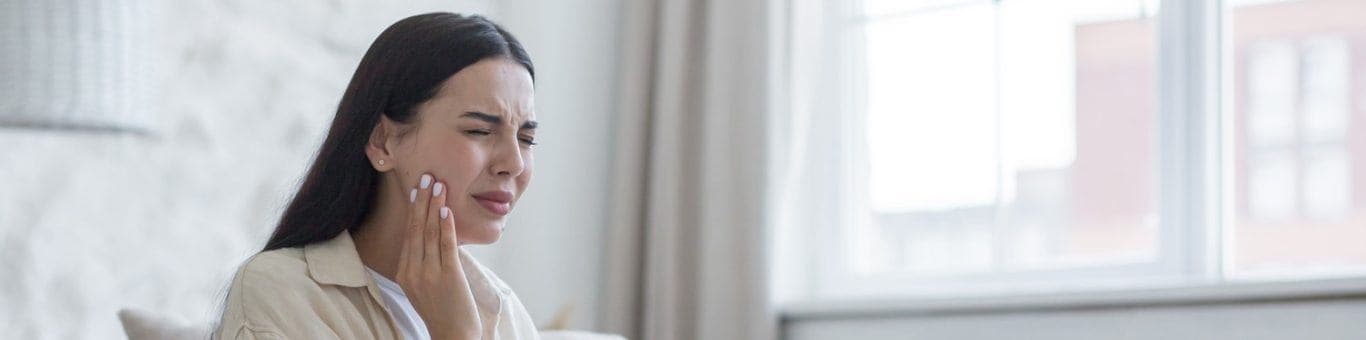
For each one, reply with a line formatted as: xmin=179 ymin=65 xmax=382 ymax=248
xmin=303 ymin=230 xmax=371 ymax=288
xmin=301 ymin=230 xmax=506 ymax=319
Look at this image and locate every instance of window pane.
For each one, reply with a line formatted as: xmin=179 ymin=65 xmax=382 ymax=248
xmin=864 ymin=4 xmax=997 ymax=214
xmin=861 ymin=3 xmax=998 ymax=276
xmin=1229 ymin=0 xmax=1366 ymax=278
xmin=857 ymin=0 xmax=1159 ymax=278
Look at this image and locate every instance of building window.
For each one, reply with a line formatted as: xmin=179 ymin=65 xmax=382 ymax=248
xmin=1231 ymin=0 xmax=1363 ymax=278
xmin=778 ymin=0 xmax=1366 ymax=301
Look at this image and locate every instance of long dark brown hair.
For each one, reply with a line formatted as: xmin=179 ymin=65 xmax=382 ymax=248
xmin=262 ymin=13 xmax=534 ymax=251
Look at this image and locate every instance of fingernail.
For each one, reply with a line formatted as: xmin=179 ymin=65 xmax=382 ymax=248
xmin=440 ymin=206 xmax=450 ymax=219
xmin=433 ymin=182 xmax=444 ymax=196
xmin=420 ymin=174 xmax=432 ymax=189
xmin=409 ymin=188 xmax=417 ymax=202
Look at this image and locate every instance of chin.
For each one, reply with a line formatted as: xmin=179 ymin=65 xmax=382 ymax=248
xmin=458 ymin=223 xmax=504 ymax=245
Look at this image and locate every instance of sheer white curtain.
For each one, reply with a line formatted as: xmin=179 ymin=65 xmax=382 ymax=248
xmin=599 ymin=0 xmax=782 ymax=339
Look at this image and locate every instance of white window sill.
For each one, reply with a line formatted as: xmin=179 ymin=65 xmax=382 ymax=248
xmin=780 ymin=277 xmax=1366 ymax=321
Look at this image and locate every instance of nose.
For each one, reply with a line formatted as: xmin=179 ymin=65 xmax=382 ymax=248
xmin=489 ymin=135 xmax=527 ymax=177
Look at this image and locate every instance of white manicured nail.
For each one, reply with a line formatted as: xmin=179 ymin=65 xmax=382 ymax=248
xmin=419 ymin=174 xmax=432 ymax=189
xmin=440 ymin=207 xmax=450 ymax=219
xmin=433 ymin=182 xmax=444 ymax=196
xmin=409 ymin=188 xmax=417 ymax=202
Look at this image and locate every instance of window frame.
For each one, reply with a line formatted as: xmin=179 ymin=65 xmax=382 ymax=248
xmin=778 ymin=0 xmax=1366 ymax=304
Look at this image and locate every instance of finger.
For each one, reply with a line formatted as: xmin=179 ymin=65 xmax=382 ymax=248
xmin=439 ymin=205 xmax=459 ymax=268
xmin=413 ymin=172 xmax=434 ymax=219
xmin=398 ymin=193 xmax=420 ymax=276
xmin=407 ymin=173 xmax=434 ymax=264
xmin=424 ymin=180 xmax=446 ymax=264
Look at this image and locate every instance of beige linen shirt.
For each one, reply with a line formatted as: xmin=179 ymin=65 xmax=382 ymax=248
xmin=216 ymin=230 xmax=540 ymax=340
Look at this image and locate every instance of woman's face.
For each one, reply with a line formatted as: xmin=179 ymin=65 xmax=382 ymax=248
xmin=389 ymin=58 xmax=536 ymax=245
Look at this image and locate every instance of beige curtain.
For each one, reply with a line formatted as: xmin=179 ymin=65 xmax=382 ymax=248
xmin=599 ymin=0 xmax=781 ymax=339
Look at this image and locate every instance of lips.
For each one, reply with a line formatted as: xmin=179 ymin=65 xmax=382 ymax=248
xmin=472 ymin=190 xmax=514 ymax=215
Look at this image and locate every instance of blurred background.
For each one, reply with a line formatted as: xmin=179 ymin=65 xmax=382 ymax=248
xmin=0 ymin=0 xmax=619 ymax=338
xmin=3 ymin=0 xmax=1366 ymax=339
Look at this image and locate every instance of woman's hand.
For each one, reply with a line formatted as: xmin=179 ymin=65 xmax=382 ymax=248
xmin=397 ymin=173 xmax=482 ymax=339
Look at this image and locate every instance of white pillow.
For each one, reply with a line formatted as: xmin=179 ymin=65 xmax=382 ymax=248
xmin=117 ymin=308 xmax=213 ymax=340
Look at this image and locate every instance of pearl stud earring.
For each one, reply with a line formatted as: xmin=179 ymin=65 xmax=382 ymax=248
xmin=378 ymin=160 xmax=386 ymax=166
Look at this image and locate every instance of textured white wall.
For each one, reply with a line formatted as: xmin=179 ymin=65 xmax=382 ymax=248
xmin=0 ymin=0 xmax=619 ymax=338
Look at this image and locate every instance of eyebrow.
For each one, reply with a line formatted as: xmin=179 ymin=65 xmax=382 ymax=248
xmin=461 ymin=111 xmax=538 ymax=130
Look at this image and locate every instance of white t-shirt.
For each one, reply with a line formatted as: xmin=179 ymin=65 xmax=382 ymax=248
xmin=366 ymin=267 xmax=431 ymax=340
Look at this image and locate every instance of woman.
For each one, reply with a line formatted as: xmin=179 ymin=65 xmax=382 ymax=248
xmin=217 ymin=13 xmax=540 ymax=340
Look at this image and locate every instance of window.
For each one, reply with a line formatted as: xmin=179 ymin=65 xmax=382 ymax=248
xmin=776 ymin=0 xmax=1366 ymax=302
xmin=1229 ymin=0 xmax=1366 ymax=278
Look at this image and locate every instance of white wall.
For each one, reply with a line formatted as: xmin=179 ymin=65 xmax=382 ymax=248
xmin=0 ymin=0 xmax=618 ymax=338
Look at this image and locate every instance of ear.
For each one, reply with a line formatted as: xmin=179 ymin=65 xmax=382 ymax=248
xmin=365 ymin=116 xmax=400 ymax=172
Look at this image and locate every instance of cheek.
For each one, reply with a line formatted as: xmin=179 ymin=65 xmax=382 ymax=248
xmin=437 ymin=150 xmax=484 ymax=191
xmin=410 ymin=134 xmax=484 ymax=189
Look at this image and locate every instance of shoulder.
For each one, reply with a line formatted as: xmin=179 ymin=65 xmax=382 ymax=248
xmin=235 ymin=248 xmax=313 ymax=293
xmin=217 ymin=235 xmax=384 ymax=339
xmin=218 ymin=248 xmax=319 ymax=334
